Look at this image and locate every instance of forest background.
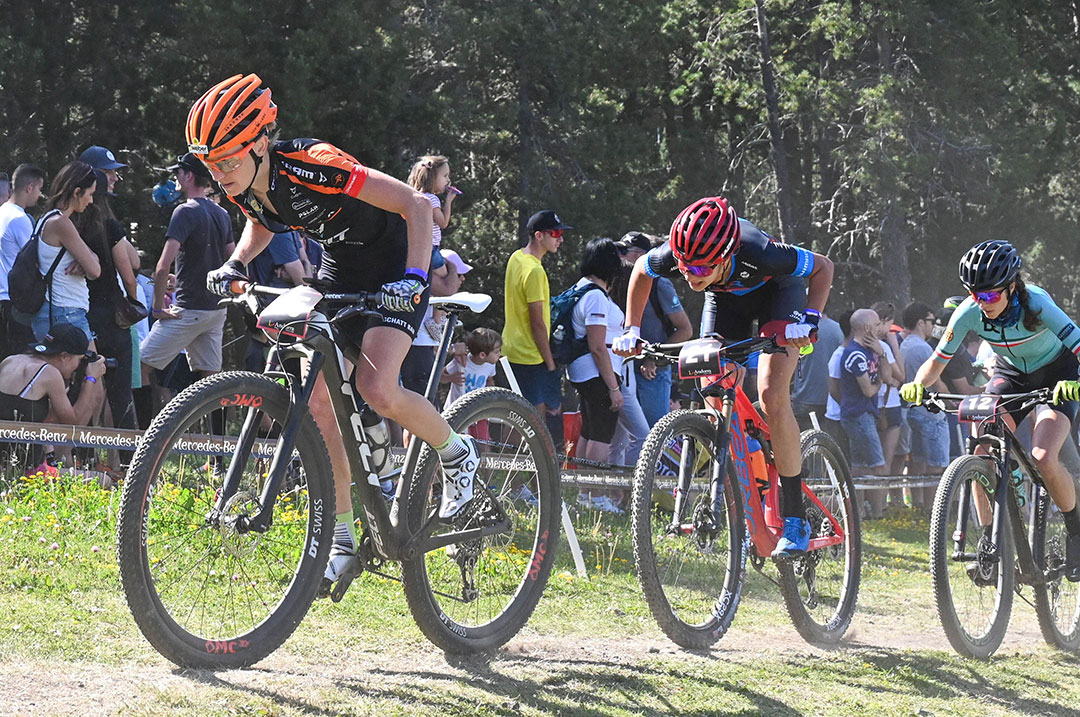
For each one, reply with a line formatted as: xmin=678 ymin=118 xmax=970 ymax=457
xmin=2 ymin=0 xmax=1080 ymax=324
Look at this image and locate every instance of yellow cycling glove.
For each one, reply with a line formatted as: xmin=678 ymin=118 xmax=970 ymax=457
xmin=1052 ymin=380 xmax=1080 ymax=405
xmin=900 ymin=382 xmax=925 ymax=406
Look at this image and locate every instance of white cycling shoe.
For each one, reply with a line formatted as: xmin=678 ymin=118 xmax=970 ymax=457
xmin=438 ymin=436 xmax=480 ymax=521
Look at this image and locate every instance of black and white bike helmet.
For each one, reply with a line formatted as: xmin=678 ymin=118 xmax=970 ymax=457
xmin=958 ymin=240 xmax=1021 ymax=291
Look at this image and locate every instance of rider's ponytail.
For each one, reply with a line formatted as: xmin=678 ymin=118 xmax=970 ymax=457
xmin=1015 ymin=276 xmax=1042 ymax=331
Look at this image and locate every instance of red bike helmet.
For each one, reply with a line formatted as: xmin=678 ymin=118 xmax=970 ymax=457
xmin=186 ymin=74 xmax=277 ymax=161
xmin=669 ymin=196 xmax=741 ymax=266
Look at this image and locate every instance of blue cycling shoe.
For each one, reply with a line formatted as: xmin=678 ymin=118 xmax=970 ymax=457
xmin=771 ymin=517 xmax=810 ymax=559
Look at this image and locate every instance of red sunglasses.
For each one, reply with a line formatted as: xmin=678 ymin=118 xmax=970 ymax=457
xmin=547 ymin=229 xmax=564 ymax=239
xmin=971 ymin=288 xmax=1005 ymax=304
xmin=677 ymin=259 xmax=718 ymax=277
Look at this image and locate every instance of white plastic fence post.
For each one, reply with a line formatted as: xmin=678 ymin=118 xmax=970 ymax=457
xmin=500 ymin=356 xmax=589 ymax=578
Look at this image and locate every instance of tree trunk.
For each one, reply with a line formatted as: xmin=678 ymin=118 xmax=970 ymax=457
xmin=516 ymin=65 xmax=534 ymax=247
xmin=754 ymin=0 xmax=795 ymax=242
xmin=880 ymin=202 xmax=911 ymax=305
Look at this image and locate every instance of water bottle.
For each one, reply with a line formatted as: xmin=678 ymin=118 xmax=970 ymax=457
xmin=1011 ymin=467 xmax=1026 ymax=508
xmin=747 ymin=435 xmax=769 ymax=501
xmin=360 ymin=403 xmax=392 ymax=481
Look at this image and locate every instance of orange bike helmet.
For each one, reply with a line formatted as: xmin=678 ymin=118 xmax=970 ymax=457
xmin=186 ymin=74 xmax=277 ymax=161
xmin=669 ymin=196 xmax=741 ymax=266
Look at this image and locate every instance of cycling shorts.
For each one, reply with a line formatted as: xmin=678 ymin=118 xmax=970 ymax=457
xmin=986 ymin=347 xmax=1080 ymax=424
xmin=700 ymin=275 xmax=807 ymax=340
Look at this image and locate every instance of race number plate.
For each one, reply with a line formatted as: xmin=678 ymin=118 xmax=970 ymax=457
xmin=678 ymin=338 xmax=726 ymax=379
xmin=957 ymin=394 xmax=1000 ymax=423
xmin=256 ymin=286 xmax=323 ymax=340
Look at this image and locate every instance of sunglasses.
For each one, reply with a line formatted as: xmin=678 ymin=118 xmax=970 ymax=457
xmin=677 ymin=258 xmax=719 ymax=277
xmin=199 ymin=152 xmax=247 ymax=175
xmin=971 ymin=288 xmax=1005 ymax=304
xmin=547 ymin=229 xmax=564 ymax=239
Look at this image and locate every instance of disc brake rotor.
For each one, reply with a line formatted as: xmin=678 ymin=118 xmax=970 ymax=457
xmin=218 ymin=491 xmax=264 ymax=560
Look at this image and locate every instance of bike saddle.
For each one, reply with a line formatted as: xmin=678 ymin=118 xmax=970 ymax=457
xmin=430 ymin=292 xmax=492 ymax=314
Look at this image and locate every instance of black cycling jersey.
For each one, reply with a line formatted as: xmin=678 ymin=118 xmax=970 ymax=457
xmin=644 ymin=218 xmax=814 ymax=294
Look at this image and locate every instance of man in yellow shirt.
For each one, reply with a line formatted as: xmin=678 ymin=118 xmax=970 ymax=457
xmin=504 ymin=209 xmax=572 ymax=444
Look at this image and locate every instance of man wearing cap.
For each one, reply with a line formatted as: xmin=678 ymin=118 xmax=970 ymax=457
xmin=504 ymin=210 xmax=570 ymax=443
xmin=0 ymin=322 xmax=105 ymax=427
xmin=137 ymin=153 xmax=234 ymax=417
xmin=79 ymin=145 xmax=126 ymax=194
xmin=614 ymin=232 xmax=692 ymax=427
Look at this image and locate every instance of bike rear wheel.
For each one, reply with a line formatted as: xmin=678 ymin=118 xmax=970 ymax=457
xmin=777 ymin=429 xmax=861 ymax=645
xmin=929 ymin=454 xmax=1014 ymax=659
xmin=401 ymin=388 xmax=561 ymax=653
xmin=631 ymin=410 xmax=746 ymax=649
xmin=1033 ymin=487 xmax=1080 ymax=651
xmin=117 ymin=372 xmax=334 ymax=668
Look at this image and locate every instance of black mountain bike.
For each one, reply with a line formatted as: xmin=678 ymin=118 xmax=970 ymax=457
xmin=117 ymin=282 xmax=560 ymax=668
xmin=925 ymin=389 xmax=1080 ymax=658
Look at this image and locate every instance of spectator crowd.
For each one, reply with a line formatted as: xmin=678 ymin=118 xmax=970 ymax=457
xmin=0 ymin=147 xmax=1049 ymax=520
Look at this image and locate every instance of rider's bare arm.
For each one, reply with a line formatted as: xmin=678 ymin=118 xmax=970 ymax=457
xmin=805 ymin=252 xmax=834 ymax=313
xmin=624 ymin=256 xmax=655 ymax=329
xmin=231 ymin=219 xmax=275 ymax=266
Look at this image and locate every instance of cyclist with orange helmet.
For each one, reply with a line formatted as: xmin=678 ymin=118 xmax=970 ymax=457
xmin=191 ymin=74 xmax=481 ymax=589
xmin=613 ymin=197 xmax=834 ymax=557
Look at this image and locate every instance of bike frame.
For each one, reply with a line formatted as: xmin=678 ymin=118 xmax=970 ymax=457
xmin=667 ymin=351 xmax=845 ymax=557
xmin=947 ymin=398 xmax=1061 ymax=586
xmin=209 ymin=289 xmax=510 ymax=563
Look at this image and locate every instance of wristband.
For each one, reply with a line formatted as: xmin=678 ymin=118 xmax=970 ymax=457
xmin=404 ymin=266 xmax=429 ymax=283
xmin=85 ymin=376 xmax=97 ymax=384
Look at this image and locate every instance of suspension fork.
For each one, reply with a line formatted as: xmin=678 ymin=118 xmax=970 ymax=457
xmin=710 ymin=389 xmax=737 ymax=522
xmin=218 ymin=351 xmax=325 ymax=533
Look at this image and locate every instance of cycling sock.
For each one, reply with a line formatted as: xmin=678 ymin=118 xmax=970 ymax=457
xmin=1063 ymin=507 xmax=1080 ymax=537
xmin=435 ymin=430 xmax=469 ymax=464
xmin=779 ymin=472 xmax=806 ymax=520
xmin=334 ymin=510 xmax=356 ymax=551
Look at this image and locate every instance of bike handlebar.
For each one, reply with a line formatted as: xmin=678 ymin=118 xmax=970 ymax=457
xmin=227 ymin=280 xmax=381 ymax=310
xmin=922 ymin=388 xmax=1054 ymax=415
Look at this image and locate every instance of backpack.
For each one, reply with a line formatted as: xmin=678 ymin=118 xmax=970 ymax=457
xmin=9 ymin=209 xmax=65 ymax=316
xmin=549 ymin=282 xmax=605 ymax=368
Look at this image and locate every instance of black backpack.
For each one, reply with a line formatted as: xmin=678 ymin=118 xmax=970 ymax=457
xmin=549 ymin=282 xmax=605 ymax=368
xmin=9 ymin=209 xmax=65 ymax=316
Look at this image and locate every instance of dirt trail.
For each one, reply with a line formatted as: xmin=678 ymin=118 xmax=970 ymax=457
xmin=0 ymin=611 xmax=1053 ymax=716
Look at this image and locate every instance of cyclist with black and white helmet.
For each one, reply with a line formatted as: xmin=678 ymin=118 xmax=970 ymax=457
xmin=191 ymin=74 xmax=481 ymax=591
xmin=902 ymin=240 xmax=1080 ymax=580
xmin=613 ymin=197 xmax=835 ymax=558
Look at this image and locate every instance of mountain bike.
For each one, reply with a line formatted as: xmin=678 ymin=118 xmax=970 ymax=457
xmin=117 ymin=281 xmax=560 ymax=668
xmin=630 ymin=330 xmax=860 ymax=648
xmin=925 ymin=389 xmax=1080 ymax=658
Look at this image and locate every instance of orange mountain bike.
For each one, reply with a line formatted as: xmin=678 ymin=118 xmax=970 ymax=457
xmin=630 ymin=331 xmax=861 ymax=648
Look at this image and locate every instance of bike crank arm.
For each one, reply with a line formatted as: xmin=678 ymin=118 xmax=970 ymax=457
xmin=407 ymin=518 xmax=513 ymax=559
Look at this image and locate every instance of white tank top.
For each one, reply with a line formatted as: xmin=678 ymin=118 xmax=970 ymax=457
xmin=38 ymin=217 xmax=89 ymax=312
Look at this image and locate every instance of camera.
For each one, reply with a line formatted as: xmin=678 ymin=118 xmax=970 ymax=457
xmin=82 ymin=352 xmax=119 ymax=370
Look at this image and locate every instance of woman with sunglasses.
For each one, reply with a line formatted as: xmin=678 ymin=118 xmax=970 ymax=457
xmin=901 ymin=240 xmax=1080 ymax=580
xmin=193 ymin=74 xmax=481 ymax=591
xmin=613 ymin=196 xmax=835 ymax=557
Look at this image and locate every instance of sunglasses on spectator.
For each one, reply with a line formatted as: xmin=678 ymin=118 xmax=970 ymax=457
xmin=546 ymin=229 xmax=564 ymax=239
xmin=971 ymin=288 xmax=1006 ymax=304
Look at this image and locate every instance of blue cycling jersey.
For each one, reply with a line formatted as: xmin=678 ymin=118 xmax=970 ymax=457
xmin=933 ymin=285 xmax=1080 ymax=373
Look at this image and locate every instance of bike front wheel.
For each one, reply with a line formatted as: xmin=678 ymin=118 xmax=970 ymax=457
xmin=117 ymin=372 xmax=335 ymax=668
xmin=777 ymin=429 xmax=861 ymax=645
xmin=1033 ymin=488 xmax=1080 ymax=651
xmin=631 ymin=410 xmax=746 ymax=649
xmin=929 ymin=454 xmax=1014 ymax=659
xmin=401 ymin=388 xmax=561 ymax=653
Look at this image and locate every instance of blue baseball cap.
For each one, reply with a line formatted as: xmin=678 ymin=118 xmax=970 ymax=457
xmin=79 ymin=145 xmax=127 ymax=171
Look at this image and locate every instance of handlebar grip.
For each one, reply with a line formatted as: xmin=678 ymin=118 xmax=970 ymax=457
xmin=229 ymin=280 xmax=250 ymax=295
xmin=759 ymin=320 xmax=818 ymax=347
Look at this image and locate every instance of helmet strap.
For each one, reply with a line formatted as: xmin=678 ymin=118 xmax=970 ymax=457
xmin=241 ymin=148 xmax=262 ymax=195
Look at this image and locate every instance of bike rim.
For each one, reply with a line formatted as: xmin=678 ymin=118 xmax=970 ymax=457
xmin=644 ymin=428 xmax=735 ymax=629
xmin=418 ymin=416 xmax=549 ymax=630
xmin=942 ymin=474 xmax=1006 ymax=643
xmin=794 ymin=441 xmax=855 ymax=629
xmin=1042 ymin=503 xmax=1080 ymax=640
xmin=142 ymin=403 xmax=313 ymax=642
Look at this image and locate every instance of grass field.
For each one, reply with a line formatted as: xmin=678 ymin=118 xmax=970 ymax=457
xmin=2 ymin=472 xmax=1079 ymax=716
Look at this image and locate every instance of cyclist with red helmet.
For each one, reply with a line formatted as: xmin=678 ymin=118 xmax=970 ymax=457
xmin=613 ymin=197 xmax=834 ymax=557
xmin=191 ymin=74 xmax=481 ymax=590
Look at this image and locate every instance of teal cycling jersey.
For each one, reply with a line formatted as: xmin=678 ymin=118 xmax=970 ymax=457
xmin=932 ymin=284 xmax=1080 ymax=373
